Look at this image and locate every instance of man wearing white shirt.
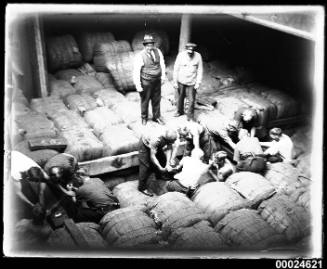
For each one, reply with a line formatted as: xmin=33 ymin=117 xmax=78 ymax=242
xmin=261 ymin=127 xmax=294 ymax=164
xmin=173 ymin=43 xmax=203 ymax=121
xmin=133 ymin=34 xmax=166 ymax=125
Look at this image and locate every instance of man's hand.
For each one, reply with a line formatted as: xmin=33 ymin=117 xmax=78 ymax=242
xmin=194 ymin=84 xmax=200 ymax=90
xmin=136 ymin=86 xmax=143 ymax=93
xmin=173 ymin=82 xmax=178 ymax=89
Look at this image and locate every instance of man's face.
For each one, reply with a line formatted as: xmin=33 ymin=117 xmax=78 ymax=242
xmin=242 ymin=111 xmax=253 ymax=122
xmin=270 ymin=133 xmax=280 ymax=142
xmin=186 ymin=48 xmax=194 ymax=56
xmin=145 ymin=43 xmax=155 ymax=53
xmin=49 ymin=167 xmax=63 ymax=184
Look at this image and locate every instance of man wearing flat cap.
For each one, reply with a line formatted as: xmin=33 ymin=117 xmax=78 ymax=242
xmin=133 ymin=34 xmax=166 ymax=125
xmin=173 ymin=42 xmax=203 ymax=121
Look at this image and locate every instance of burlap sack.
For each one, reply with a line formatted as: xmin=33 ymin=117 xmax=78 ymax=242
xmin=192 ymin=182 xmax=248 ymax=225
xmin=258 ymin=193 xmax=311 ymax=242
xmin=214 ymin=208 xmax=287 ymax=249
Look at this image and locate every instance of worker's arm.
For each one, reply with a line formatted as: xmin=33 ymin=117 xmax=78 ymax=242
xmin=150 ymin=148 xmax=166 ymax=172
xmin=57 ymin=184 xmax=76 ymax=197
xmin=133 ymin=53 xmax=144 ymax=92
xmin=13 ymin=180 xmax=35 ymax=208
xmin=192 ymin=129 xmax=201 ymax=151
xmin=250 ymin=127 xmax=256 ymax=137
xmin=233 ymin=147 xmax=241 ymax=162
xmin=195 ymin=53 xmax=203 ymax=89
xmin=169 ymin=139 xmax=181 ymax=166
xmin=38 ymin=182 xmax=47 ymax=208
xmin=164 ymin=144 xmax=174 ymax=168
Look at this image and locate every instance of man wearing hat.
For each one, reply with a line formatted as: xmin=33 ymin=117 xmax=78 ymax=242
xmin=208 ymin=151 xmax=235 ymax=182
xmin=133 ymin=34 xmax=166 ymax=125
xmin=173 ymin=42 xmax=203 ymax=121
xmin=260 ymin=127 xmax=294 ymax=164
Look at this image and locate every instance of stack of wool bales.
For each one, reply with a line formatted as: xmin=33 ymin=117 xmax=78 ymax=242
xmin=192 ymin=182 xmax=248 ymax=226
xmin=100 ymin=125 xmax=139 ymax=157
xmin=93 ymin=40 xmax=132 ymax=72
xmin=257 ymin=193 xmax=311 ymax=243
xmin=77 ymin=32 xmax=115 ymax=62
xmin=48 ymin=75 xmax=77 ymax=98
xmin=30 ymin=96 xmax=70 ymax=119
xmin=46 ymin=35 xmax=83 ymax=72
xmin=95 ymin=72 xmax=116 ymax=89
xmin=112 ymin=181 xmax=155 ymax=208
xmin=63 ymin=93 xmax=98 ymax=115
xmin=54 ymin=69 xmax=84 ymax=83
xmin=214 ymin=208 xmax=287 ymax=250
xmin=147 ymin=192 xmax=227 ymax=250
xmin=93 ymin=88 xmax=127 ymax=109
xmin=70 ymin=75 xmax=104 ymax=95
xmin=99 ymin=205 xmax=161 ymax=249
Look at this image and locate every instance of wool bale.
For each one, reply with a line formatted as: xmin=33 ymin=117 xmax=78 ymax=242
xmin=161 ymin=97 xmax=175 ymax=113
xmin=216 ymin=95 xmax=249 ymax=119
xmin=30 ymin=96 xmax=69 ymax=118
xmin=264 ymin=162 xmax=301 ymax=192
xmin=168 ymin=220 xmax=227 ymax=250
xmin=64 ymin=93 xmax=98 ymax=115
xmin=127 ymin=120 xmax=160 ymax=139
xmin=54 ymin=69 xmax=84 ymax=83
xmin=15 ymin=111 xmax=58 ymax=140
xmin=95 ymin=72 xmax=116 ymax=89
xmin=132 ymin=30 xmax=170 ymax=55
xmin=288 ymin=185 xmax=311 ymax=211
xmin=106 ymin=51 xmax=138 ymax=92
xmin=77 ymin=32 xmax=115 ymax=62
xmin=71 ymin=75 xmax=104 ymax=95
xmin=50 ymin=110 xmax=90 ymax=131
xmin=197 ymin=109 xmax=230 ymax=138
xmin=93 ymin=88 xmax=126 ymax=109
xmin=13 ymin=140 xmax=59 ymax=168
xmin=46 ymin=35 xmax=83 ymax=72
xmin=93 ymin=40 xmax=132 ymax=72
xmin=84 ymin=107 xmax=124 ymax=136
xmin=161 ymin=80 xmax=176 ymax=97
xmin=192 ymin=182 xmax=248 ymax=225
xmin=99 ymin=206 xmax=160 ymax=248
xmin=258 ymin=193 xmax=311 ymax=242
xmin=47 ymin=227 xmax=78 ymax=250
xmin=214 ymin=208 xmax=286 ymax=249
xmin=291 ymin=126 xmax=312 ymax=159
xmin=49 ymin=79 xmax=77 ymax=98
xmin=225 ymin=172 xmax=276 ymax=203
xmin=147 ymin=192 xmax=207 ymax=240
xmin=75 ymin=222 xmax=108 ymax=249
xmin=61 ymin=128 xmax=104 ymax=161
xmin=100 ymin=125 xmax=139 ymax=156
xmin=77 ymin=63 xmax=97 ymax=77
xmin=104 ymin=176 xmax=128 ymax=190
xmin=111 ymin=101 xmax=141 ymax=125
xmin=113 ymin=181 xmax=155 ymax=208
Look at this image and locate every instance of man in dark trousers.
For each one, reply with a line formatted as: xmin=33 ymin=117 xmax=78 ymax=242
xmin=138 ymin=125 xmax=178 ymax=196
xmin=173 ymin=42 xmax=203 ymax=121
xmin=133 ymin=34 xmax=166 ymax=125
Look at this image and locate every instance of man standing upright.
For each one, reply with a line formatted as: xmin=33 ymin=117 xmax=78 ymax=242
xmin=133 ymin=34 xmax=166 ymax=125
xmin=173 ymin=43 xmax=203 ymax=121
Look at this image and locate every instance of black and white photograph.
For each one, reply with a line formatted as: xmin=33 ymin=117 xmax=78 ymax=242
xmin=3 ymin=4 xmax=324 ymax=260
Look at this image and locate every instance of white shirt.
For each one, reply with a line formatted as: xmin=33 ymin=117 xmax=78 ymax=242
xmin=10 ymin=151 xmax=44 ymax=181
xmin=264 ymin=134 xmax=294 ymax=162
xmin=173 ymin=51 xmax=203 ymax=86
xmin=174 ymin=156 xmax=209 ymax=188
xmin=133 ymin=48 xmax=166 ymax=91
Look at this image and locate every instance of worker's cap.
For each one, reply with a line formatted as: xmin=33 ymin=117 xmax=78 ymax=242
xmin=143 ymin=34 xmax=156 ymax=45
xmin=185 ymin=42 xmax=197 ymax=50
xmin=269 ymin=127 xmax=282 ymax=136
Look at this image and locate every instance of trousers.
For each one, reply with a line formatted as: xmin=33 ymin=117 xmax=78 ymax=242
xmin=140 ymin=77 xmax=161 ymax=121
xmin=176 ymin=82 xmax=196 ymax=120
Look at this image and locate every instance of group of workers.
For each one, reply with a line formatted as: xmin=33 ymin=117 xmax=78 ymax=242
xmin=10 ymin=34 xmax=295 ymax=229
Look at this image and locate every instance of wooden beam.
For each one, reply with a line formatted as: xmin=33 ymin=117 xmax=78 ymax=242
xmin=178 ymin=14 xmax=192 ymax=53
xmin=32 ymin=14 xmax=48 ymax=97
xmin=78 ymin=143 xmax=187 ymax=176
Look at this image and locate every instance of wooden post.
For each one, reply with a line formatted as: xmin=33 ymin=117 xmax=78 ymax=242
xmin=32 ymin=14 xmax=48 ymax=97
xmin=178 ymin=14 xmax=192 ymax=53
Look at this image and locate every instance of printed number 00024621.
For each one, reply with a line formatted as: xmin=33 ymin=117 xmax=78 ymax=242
xmin=275 ymin=260 xmax=323 ymax=269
